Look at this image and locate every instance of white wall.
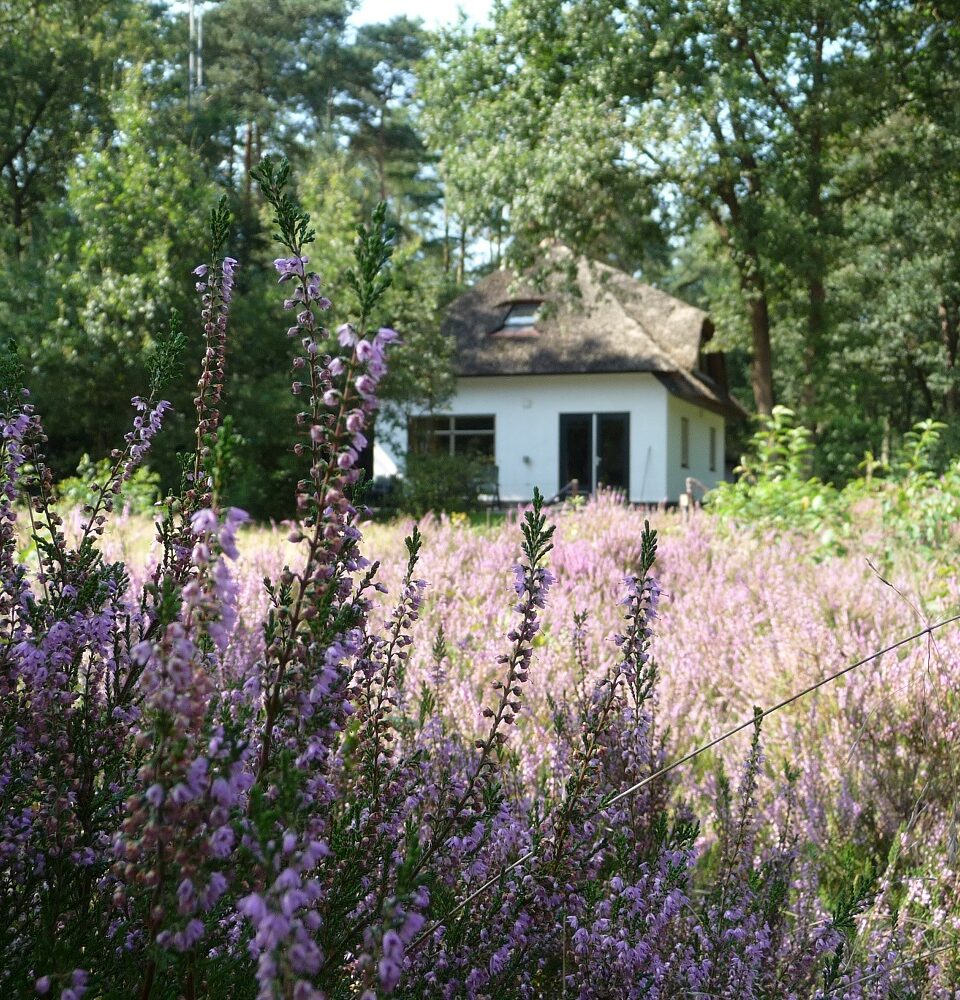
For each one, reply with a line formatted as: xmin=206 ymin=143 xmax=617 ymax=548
xmin=665 ymin=395 xmax=726 ymax=500
xmin=380 ymin=372 xmax=674 ymax=503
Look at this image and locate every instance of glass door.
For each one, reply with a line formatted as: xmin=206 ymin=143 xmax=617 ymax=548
xmin=596 ymin=412 xmax=629 ymax=490
xmin=559 ymin=413 xmax=594 ymax=494
xmin=559 ymin=412 xmax=629 ymax=495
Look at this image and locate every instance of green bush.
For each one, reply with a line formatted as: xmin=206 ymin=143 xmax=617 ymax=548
xmin=708 ymin=408 xmax=960 ymax=559
xmin=706 ymin=406 xmax=844 ymax=545
xmin=56 ymin=454 xmax=160 ymax=516
xmin=401 ymin=452 xmax=487 ymax=516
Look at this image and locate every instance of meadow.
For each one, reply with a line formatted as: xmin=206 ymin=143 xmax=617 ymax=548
xmin=18 ymin=491 xmax=960 ymax=997
xmin=3 ymin=186 xmax=959 ymax=999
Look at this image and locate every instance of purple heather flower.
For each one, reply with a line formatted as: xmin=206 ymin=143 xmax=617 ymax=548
xmin=355 ymin=374 xmax=376 ymax=399
xmin=190 ymin=508 xmax=218 ymax=534
xmin=356 ymin=339 xmax=374 ymax=362
xmin=274 ymin=256 xmax=309 ymax=282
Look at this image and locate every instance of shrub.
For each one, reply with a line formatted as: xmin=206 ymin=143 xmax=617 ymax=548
xmin=400 ymin=451 xmax=485 ymax=515
xmin=707 ymin=406 xmax=843 ymax=544
xmin=56 ymin=453 xmax=161 ymax=516
xmin=709 ymin=406 xmax=960 ymax=561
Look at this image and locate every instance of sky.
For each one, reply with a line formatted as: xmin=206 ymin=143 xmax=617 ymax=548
xmin=349 ymin=0 xmax=492 ymax=30
xmin=174 ymin=0 xmax=492 ymax=31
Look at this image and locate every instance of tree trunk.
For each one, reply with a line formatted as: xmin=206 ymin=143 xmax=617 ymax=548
xmin=11 ymin=184 xmax=23 ymax=261
xmin=941 ymin=299 xmax=959 ymax=415
xmin=244 ymin=122 xmax=253 ymax=201
xmin=802 ymin=15 xmax=827 ymax=419
xmin=442 ymin=201 xmax=450 ymax=275
xmin=748 ymin=288 xmax=775 ymax=416
xmin=457 ymin=224 xmax=466 ymax=285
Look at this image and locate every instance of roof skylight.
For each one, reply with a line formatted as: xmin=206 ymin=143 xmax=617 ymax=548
xmin=502 ymin=301 xmax=540 ymax=327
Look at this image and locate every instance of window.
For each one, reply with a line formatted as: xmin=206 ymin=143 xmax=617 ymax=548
xmin=409 ymin=415 xmax=495 ymax=461
xmin=680 ymin=417 xmax=689 ymax=469
xmin=503 ymin=301 xmax=540 ymax=327
xmin=709 ymin=426 xmax=717 ymax=472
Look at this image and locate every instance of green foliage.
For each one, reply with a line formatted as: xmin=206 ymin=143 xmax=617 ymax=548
xmin=0 ymin=0 xmax=161 ymax=250
xmin=422 ymin=0 xmax=960 ymax=448
xmin=345 ymin=202 xmax=395 ymax=327
xmin=148 ymin=311 xmax=187 ymax=397
xmin=2 ymin=0 xmax=958 ymax=519
xmin=56 ymin=455 xmax=160 ymax=517
xmin=251 ymin=156 xmax=317 ymax=253
xmin=23 ymin=74 xmax=216 ymax=481
xmin=707 ymin=407 xmax=841 ymax=541
xmin=399 ymin=452 xmax=490 ymax=516
xmin=298 ymin=150 xmax=455 ymax=428
xmin=0 ymin=337 xmax=24 ymax=407
xmin=868 ymin=420 xmax=960 ymax=551
xmin=709 ymin=408 xmax=960 ymax=558
xmin=209 ymin=414 xmax=245 ymax=508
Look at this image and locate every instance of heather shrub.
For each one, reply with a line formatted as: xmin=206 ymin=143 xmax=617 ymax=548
xmin=2 ymin=166 xmax=954 ymax=998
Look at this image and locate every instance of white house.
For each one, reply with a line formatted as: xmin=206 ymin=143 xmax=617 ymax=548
xmin=376 ymin=248 xmax=745 ymax=504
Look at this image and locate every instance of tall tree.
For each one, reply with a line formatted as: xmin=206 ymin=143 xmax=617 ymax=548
xmin=338 ymin=18 xmax=433 ymax=211
xmin=422 ymin=0 xmax=945 ymax=417
xmin=197 ymin=0 xmax=352 ymax=195
xmin=24 ymin=73 xmax=216 ymax=477
xmin=0 ymin=0 xmax=162 ymax=258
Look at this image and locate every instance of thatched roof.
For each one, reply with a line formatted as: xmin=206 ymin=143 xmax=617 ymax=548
xmin=443 ymin=247 xmax=745 ymax=418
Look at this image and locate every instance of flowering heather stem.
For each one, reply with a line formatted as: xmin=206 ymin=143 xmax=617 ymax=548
xmin=411 ymin=490 xmax=555 ymax=882
xmin=354 ymin=525 xmax=425 ymax=796
xmin=189 ymin=252 xmax=237 ymax=510
xmin=77 ymin=395 xmax=171 ymax=554
xmin=251 ymin=166 xmax=395 ymax=789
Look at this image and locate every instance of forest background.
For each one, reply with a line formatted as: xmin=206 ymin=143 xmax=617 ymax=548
xmin=2 ymin=0 xmax=958 ymax=520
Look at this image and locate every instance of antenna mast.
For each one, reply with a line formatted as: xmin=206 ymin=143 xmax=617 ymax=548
xmin=188 ymin=0 xmax=195 ymax=102
xmin=187 ymin=1 xmax=205 ymax=102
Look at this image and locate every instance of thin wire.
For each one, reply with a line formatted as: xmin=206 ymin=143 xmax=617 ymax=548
xmin=820 ymin=941 xmax=958 ymax=997
xmin=410 ymin=613 xmax=960 ymax=953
